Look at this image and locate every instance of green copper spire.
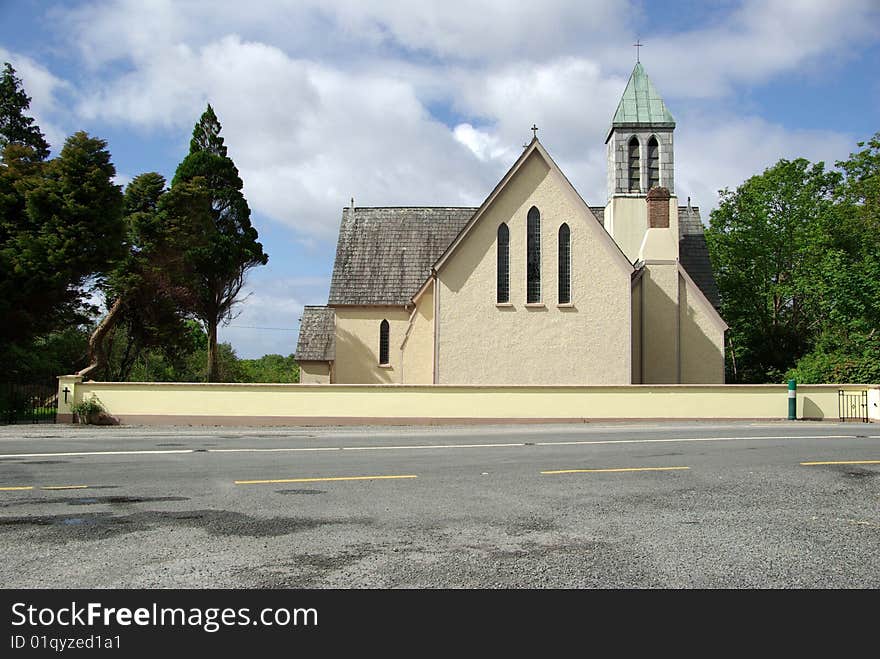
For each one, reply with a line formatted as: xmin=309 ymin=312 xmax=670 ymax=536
xmin=611 ymin=62 xmax=675 ymax=127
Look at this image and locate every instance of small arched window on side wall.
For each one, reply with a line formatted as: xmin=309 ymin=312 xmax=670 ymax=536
xmin=558 ymin=223 xmax=571 ymax=304
xmin=628 ymin=136 xmax=641 ymax=192
xmin=497 ymin=223 xmax=509 ymax=303
xmin=379 ymin=319 xmax=390 ymax=366
xmin=526 ymin=206 xmax=541 ymax=303
xmin=647 ymin=136 xmax=660 ymax=190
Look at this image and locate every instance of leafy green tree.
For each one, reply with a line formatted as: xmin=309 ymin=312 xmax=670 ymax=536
xmin=0 ymin=62 xmax=50 ymax=160
xmin=706 ymin=158 xmax=841 ymax=382
xmin=87 ymin=173 xmax=198 ymax=380
xmin=239 ymin=354 xmax=300 ymax=383
xmin=787 ymin=134 xmax=880 ymax=383
xmin=0 ymin=132 xmax=124 ymax=374
xmin=167 ymin=104 xmax=268 ymax=382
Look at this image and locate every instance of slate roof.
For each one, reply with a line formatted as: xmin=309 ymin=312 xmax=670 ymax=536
xmin=294 ymin=306 xmax=335 ymax=361
xmin=677 ymin=206 xmax=721 ymax=309
xmin=328 ymin=207 xmax=476 ymax=306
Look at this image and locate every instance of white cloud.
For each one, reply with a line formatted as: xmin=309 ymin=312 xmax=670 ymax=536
xmin=0 ymin=48 xmax=69 ymax=152
xmin=675 ymin=114 xmax=854 ymax=215
xmin=74 ymin=35 xmax=498 ymax=238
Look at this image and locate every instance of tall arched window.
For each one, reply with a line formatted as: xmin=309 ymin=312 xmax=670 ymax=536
xmin=628 ymin=136 xmax=641 ymax=192
xmin=558 ymin=223 xmax=571 ymax=304
xmin=379 ymin=319 xmax=390 ymax=365
xmin=647 ymin=136 xmax=660 ymax=190
xmin=497 ymin=223 xmax=509 ymax=303
xmin=526 ymin=206 xmax=541 ymax=303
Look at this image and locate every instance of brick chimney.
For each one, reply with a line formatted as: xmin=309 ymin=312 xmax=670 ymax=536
xmin=646 ymin=186 xmax=670 ymax=228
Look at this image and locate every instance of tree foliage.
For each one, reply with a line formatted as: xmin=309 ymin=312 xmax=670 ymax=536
xmin=0 ymin=131 xmax=124 ymax=376
xmin=707 ymin=138 xmax=880 ymax=384
xmin=92 ymin=173 xmax=199 ymax=380
xmin=167 ymin=104 xmax=268 ymax=381
xmin=0 ymin=62 xmax=49 ymax=160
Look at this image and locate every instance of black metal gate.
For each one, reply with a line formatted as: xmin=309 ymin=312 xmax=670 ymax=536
xmin=0 ymin=379 xmax=57 ymax=425
xmin=838 ymin=390 xmax=868 ymax=423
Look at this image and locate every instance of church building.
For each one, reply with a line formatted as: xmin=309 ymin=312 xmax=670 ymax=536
xmin=295 ymin=62 xmax=727 ymax=385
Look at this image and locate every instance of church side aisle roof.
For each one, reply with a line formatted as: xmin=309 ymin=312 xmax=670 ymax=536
xmin=328 ymin=207 xmax=476 ymax=306
xmin=610 ymin=62 xmax=675 ymax=128
xmin=294 ymin=305 xmax=336 ymax=361
xmin=677 ymin=206 xmax=721 ymax=309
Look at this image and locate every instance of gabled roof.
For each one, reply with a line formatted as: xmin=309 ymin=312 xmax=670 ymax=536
xmin=607 ymin=62 xmax=675 ymax=141
xmin=433 ymin=138 xmax=633 ymax=275
xmin=328 ymin=207 xmax=475 ymax=306
xmin=294 ymin=306 xmax=335 ymax=361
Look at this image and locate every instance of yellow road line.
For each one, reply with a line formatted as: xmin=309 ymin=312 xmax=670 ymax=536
xmin=541 ymin=466 xmax=691 ymax=475
xmin=234 ymin=474 xmax=418 ymax=485
xmin=41 ymin=485 xmax=89 ymax=490
xmin=0 ymin=486 xmax=34 ymax=491
xmin=800 ymin=460 xmax=880 ymax=466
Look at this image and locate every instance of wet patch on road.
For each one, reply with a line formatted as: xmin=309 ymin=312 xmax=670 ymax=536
xmin=0 ymin=509 xmax=371 ymax=540
xmin=0 ymin=494 xmax=187 ymax=508
xmin=274 ymin=489 xmax=325 ymax=496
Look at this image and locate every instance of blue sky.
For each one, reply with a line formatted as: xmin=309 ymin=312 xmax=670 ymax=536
xmin=2 ymin=0 xmax=878 ymax=357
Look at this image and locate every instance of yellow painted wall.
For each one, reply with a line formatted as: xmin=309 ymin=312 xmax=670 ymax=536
xmin=299 ymin=362 xmax=331 ymax=384
xmin=679 ymin=275 xmax=725 ymax=384
xmin=400 ymin=280 xmax=435 ymax=384
xmin=333 ymin=306 xmax=411 ymax=383
xmin=437 ymin=150 xmax=632 ymax=384
xmin=61 ymin=378 xmax=876 ymax=423
xmin=641 ymin=263 xmax=679 ymax=383
xmin=605 ymin=196 xmax=679 ymax=263
xmin=631 ymin=278 xmax=642 ymax=384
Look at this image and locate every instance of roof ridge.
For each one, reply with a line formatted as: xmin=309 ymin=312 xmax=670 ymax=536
xmin=344 ymin=206 xmax=479 ymax=210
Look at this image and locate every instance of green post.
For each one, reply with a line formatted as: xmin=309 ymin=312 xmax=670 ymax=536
xmin=788 ymin=379 xmax=797 ymax=420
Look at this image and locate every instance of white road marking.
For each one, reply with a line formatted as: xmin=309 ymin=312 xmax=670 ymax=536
xmin=0 ymin=449 xmax=194 ymax=459
xmin=0 ymin=434 xmax=872 ymax=459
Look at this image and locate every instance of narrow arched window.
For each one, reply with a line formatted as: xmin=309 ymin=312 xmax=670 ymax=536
xmin=379 ymin=319 xmax=390 ymax=365
xmin=558 ymin=223 xmax=571 ymax=304
xmin=497 ymin=223 xmax=509 ymax=303
xmin=526 ymin=206 xmax=541 ymax=303
xmin=628 ymin=136 xmax=640 ymax=192
xmin=647 ymin=136 xmax=660 ymax=190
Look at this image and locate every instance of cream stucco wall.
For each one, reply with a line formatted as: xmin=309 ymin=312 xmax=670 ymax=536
xmin=299 ymin=362 xmax=331 ymax=384
xmin=437 ymin=150 xmax=632 ymax=385
xmin=679 ymin=275 xmax=725 ymax=384
xmin=641 ymin=263 xmax=680 ymax=383
xmin=400 ymin=280 xmax=435 ymax=384
xmin=631 ymin=278 xmax=642 ymax=384
xmin=605 ymin=195 xmax=678 ymax=263
xmin=333 ymin=306 xmax=411 ymax=383
xmin=58 ymin=377 xmax=877 ymax=424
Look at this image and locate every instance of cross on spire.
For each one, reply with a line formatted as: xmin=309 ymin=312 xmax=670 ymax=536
xmin=531 ymin=124 xmax=539 ymax=139
xmin=633 ymin=39 xmax=644 ymax=63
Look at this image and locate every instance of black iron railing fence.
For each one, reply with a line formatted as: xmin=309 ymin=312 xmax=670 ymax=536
xmin=0 ymin=378 xmax=57 ymax=425
xmin=838 ymin=390 xmax=868 ymax=423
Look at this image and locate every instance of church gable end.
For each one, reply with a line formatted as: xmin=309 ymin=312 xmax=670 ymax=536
xmin=434 ymin=141 xmax=633 ymax=385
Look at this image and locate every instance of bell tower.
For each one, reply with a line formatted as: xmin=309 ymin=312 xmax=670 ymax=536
xmin=604 ymin=62 xmax=678 ymax=263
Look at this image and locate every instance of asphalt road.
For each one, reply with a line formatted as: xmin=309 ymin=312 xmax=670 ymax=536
xmin=0 ymin=421 xmax=877 ymax=588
